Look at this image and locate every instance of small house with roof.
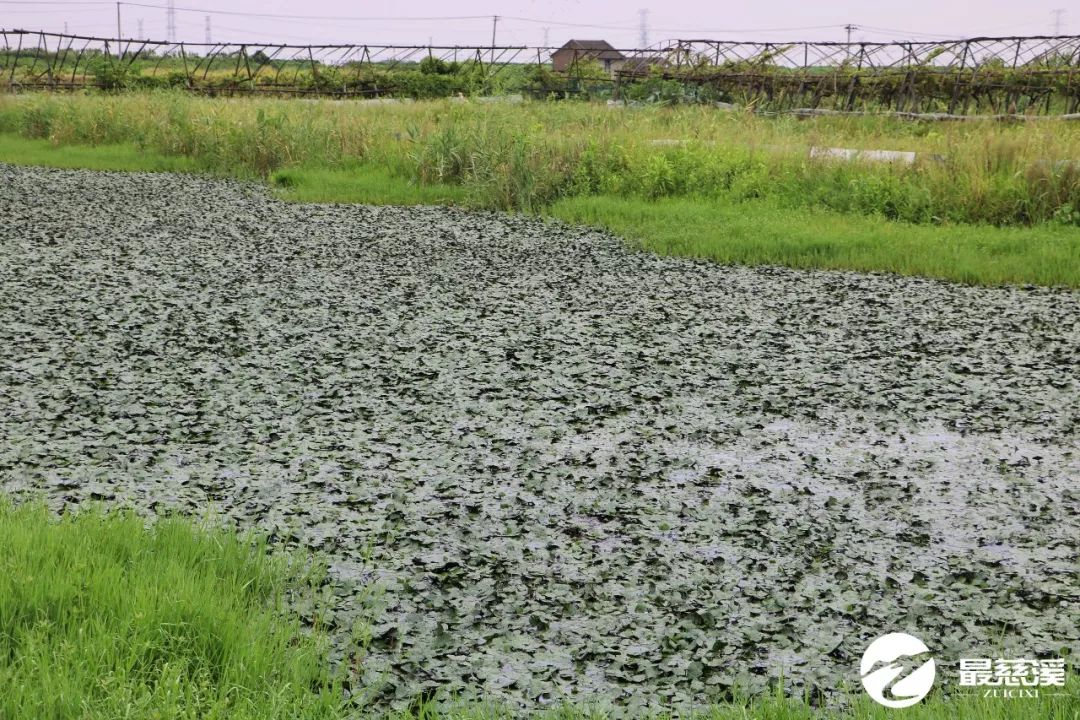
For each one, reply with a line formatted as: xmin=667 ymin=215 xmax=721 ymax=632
xmin=551 ymin=40 xmax=626 ymax=74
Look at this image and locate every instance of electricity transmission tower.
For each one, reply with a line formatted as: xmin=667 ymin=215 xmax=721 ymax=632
xmin=1052 ymin=9 xmax=1066 ymax=35
xmin=166 ymin=0 xmax=176 ymax=42
xmin=638 ymin=9 xmax=649 ymax=48
xmin=204 ymin=15 xmax=211 ymax=44
xmin=137 ymin=18 xmax=143 ymax=38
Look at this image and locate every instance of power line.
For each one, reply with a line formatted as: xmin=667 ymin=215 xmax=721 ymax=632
xmin=9 ymin=3 xmax=1066 ymax=45
xmin=502 ymin=15 xmax=848 ymax=35
xmin=857 ymin=24 xmax=970 ymax=40
xmin=117 ymin=2 xmax=490 ymax=22
xmin=176 ymin=18 xmax=321 ymax=44
xmin=0 ymin=8 xmax=105 ymax=12
xmin=0 ymin=0 xmax=486 ymax=18
xmin=0 ymin=1 xmax=111 ymax=4
xmin=163 ymin=15 xmax=469 ymax=44
xmin=3 ymin=1 xmax=847 ymax=36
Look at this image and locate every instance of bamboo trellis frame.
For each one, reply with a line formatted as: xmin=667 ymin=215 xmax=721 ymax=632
xmin=2 ymin=29 xmax=1080 ymax=113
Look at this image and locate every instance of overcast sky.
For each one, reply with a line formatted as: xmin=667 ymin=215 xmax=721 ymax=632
xmin=1 ymin=0 xmax=1071 ymax=47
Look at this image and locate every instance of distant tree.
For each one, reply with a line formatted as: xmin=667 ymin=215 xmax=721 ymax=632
xmin=567 ymin=57 xmax=609 ymax=81
xmin=523 ymin=64 xmax=560 ymax=96
xmin=419 ymin=56 xmax=459 ymax=75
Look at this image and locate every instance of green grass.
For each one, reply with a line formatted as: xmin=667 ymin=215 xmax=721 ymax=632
xmin=238 ymin=163 xmax=1080 ymax=287
xmin=0 ymin=499 xmax=1076 ymax=719
xmin=7 ymin=92 xmax=1080 ymax=226
xmin=549 ymin=195 xmax=1080 ymax=287
xmin=0 ymin=500 xmax=347 ymax=720
xmin=0 ymin=133 xmax=204 ymax=173
xmin=267 ymin=166 xmax=1080 ymax=286
xmin=3 ymin=130 xmax=1077 ymax=287
xmin=271 ymin=165 xmax=470 ymax=206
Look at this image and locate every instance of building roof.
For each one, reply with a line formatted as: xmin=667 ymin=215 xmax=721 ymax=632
xmin=556 ymin=39 xmax=626 ymax=60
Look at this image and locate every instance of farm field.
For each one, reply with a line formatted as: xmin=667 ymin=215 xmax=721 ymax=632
xmin=1 ymin=93 xmax=1080 ymax=286
xmin=1 ymin=163 xmax=1077 ymax=716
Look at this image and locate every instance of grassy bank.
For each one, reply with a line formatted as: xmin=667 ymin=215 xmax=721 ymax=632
xmin=4 ymin=128 xmax=1078 ymax=287
xmin=0 ymin=502 xmax=1074 ymax=720
xmin=0 ymin=500 xmax=346 ymax=719
xmin=0 ymin=133 xmax=206 ymax=173
xmin=550 ymin=196 xmax=1080 ymax=286
xmin=6 ymin=92 xmax=1080 ymax=222
xmin=3 ymin=92 xmax=1080 ymax=286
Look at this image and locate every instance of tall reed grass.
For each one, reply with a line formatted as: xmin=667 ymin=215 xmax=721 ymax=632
xmin=3 ymin=91 xmax=1080 ymax=225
